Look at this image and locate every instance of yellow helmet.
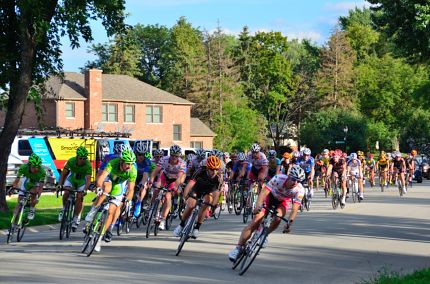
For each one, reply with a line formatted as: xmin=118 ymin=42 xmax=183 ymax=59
xmin=357 ymin=150 xmax=364 ymax=156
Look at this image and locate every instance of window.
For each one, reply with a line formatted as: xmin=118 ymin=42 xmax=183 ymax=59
xmin=18 ymin=140 xmax=33 ymax=156
xmin=146 ymin=106 xmax=163 ymax=123
xmin=102 ymin=103 xmax=118 ymax=122
xmin=173 ymin=124 xmax=182 ymax=141
xmin=124 ymin=105 xmax=135 ymax=123
xmin=65 ymin=102 xmax=75 ymax=118
xmin=191 ymin=141 xmax=203 ymax=148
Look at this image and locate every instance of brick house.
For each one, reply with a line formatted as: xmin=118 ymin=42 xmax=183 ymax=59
xmin=0 ymin=69 xmax=215 ymax=149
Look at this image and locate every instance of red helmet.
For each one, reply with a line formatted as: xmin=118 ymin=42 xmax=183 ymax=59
xmin=369 ymin=153 xmax=374 ymax=159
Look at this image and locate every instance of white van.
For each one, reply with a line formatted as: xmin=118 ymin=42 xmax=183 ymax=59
xmin=160 ymin=147 xmax=197 ymax=157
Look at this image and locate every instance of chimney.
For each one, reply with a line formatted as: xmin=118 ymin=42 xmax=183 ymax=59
xmin=84 ymin=69 xmax=102 ymax=130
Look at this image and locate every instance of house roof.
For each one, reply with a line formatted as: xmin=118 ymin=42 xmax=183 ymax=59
xmin=45 ymin=72 xmax=194 ymax=105
xmin=190 ymin=118 xmax=216 ymax=137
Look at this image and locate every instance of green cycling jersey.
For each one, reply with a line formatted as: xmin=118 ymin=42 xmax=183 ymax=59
xmin=17 ymin=164 xmax=46 ymax=189
xmin=104 ymin=158 xmax=137 ymax=196
xmin=64 ymin=157 xmax=92 ymax=183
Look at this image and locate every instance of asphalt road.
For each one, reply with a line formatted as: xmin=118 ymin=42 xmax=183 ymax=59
xmin=1 ymin=180 xmax=430 ymax=284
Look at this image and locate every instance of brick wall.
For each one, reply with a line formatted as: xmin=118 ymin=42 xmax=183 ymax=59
xmin=57 ymin=100 xmax=85 ymax=129
xmin=190 ymin=136 xmax=214 ymax=149
xmin=0 ymin=101 xmax=56 ymax=128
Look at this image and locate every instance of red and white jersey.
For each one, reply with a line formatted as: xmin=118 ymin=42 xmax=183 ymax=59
xmin=157 ymin=156 xmax=186 ymax=179
xmin=265 ymin=174 xmax=304 ymax=205
xmin=245 ymin=152 xmax=269 ymax=169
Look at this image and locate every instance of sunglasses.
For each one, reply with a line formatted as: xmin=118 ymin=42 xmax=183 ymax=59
xmin=78 ymin=157 xmax=87 ymax=160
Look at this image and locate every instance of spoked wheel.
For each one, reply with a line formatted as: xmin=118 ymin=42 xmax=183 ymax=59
xmin=234 ymin=191 xmax=242 ymax=215
xmin=399 ymin=183 xmax=403 ymax=197
xmin=175 ymin=226 xmax=191 ymax=256
xmin=332 ymin=193 xmax=339 ymax=210
xmin=300 ymin=198 xmax=305 ymax=212
xmin=352 ymin=187 xmax=357 ymax=203
xmin=17 ymin=222 xmax=27 ymax=242
xmin=145 ymin=207 xmax=157 ymax=238
xmin=86 ymin=211 xmax=107 ymax=257
xmin=65 ymin=205 xmax=73 ymax=238
xmin=59 ymin=203 xmax=69 ymax=240
xmin=7 ymin=225 xmax=15 ymax=244
xmin=239 ymin=230 xmax=267 ymax=276
xmin=305 ymin=197 xmax=311 ymax=211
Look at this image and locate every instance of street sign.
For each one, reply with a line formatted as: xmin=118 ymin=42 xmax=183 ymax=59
xmin=335 ymin=141 xmax=345 ymax=144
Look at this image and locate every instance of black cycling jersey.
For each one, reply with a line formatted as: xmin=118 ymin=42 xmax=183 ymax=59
xmin=189 ymin=167 xmax=222 ymax=198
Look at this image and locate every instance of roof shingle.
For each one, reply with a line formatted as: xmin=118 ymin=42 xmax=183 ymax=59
xmin=190 ymin=118 xmax=216 ymax=137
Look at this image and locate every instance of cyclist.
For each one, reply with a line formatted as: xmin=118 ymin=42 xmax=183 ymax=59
xmin=228 ymin=165 xmax=305 ymax=262
xmin=96 ymin=143 xmax=130 ymax=180
xmin=186 ymin=148 xmax=206 ymax=181
xmin=237 ymin=143 xmax=268 ymax=189
xmin=327 ymin=151 xmax=347 ymax=206
xmin=297 ymin=148 xmax=315 ymax=199
xmin=346 ymin=153 xmax=364 ymax=200
xmin=57 ymin=146 xmax=92 ymax=230
xmin=11 ymin=153 xmax=46 ymax=220
xmin=314 ymin=154 xmax=325 ymax=192
xmin=321 ymin=149 xmax=331 ymax=194
xmin=84 ymin=149 xmax=137 ymax=250
xmin=280 ymin=152 xmax=291 ymax=174
xmin=365 ymin=153 xmax=376 ymax=187
xmin=132 ymin=142 xmax=152 ymax=218
xmin=405 ymin=150 xmax=416 ymax=185
xmin=173 ymin=156 xmax=223 ymax=238
xmin=391 ymin=151 xmax=407 ymax=194
xmin=267 ymin=150 xmax=281 ymax=179
xmin=376 ymin=151 xmax=389 ymax=187
xmin=149 ymin=145 xmax=186 ymax=230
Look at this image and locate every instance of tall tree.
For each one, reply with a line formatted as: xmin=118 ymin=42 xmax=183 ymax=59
xmin=317 ymin=27 xmax=355 ymax=109
xmin=0 ymin=1 xmax=125 ymax=212
xmin=369 ymin=0 xmax=430 ymax=63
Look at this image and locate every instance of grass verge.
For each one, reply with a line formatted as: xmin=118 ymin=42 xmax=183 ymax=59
xmin=364 ymin=267 xmax=430 ymax=284
xmin=0 ymin=192 xmax=96 ymax=230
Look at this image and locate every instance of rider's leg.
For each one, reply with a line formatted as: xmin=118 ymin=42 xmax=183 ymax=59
xmin=237 ymin=211 xmax=265 ymax=246
xmin=268 ymin=205 xmax=287 ymax=234
xmin=161 ymin=191 xmax=172 ymax=220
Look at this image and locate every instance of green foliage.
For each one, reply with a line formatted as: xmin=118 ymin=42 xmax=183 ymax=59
xmin=363 ymin=267 xmax=430 ymax=284
xmin=401 ymin=108 xmax=430 ymax=154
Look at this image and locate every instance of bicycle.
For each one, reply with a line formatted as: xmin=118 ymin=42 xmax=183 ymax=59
xmin=82 ymin=195 xmax=114 ymax=257
xmin=233 ymin=180 xmax=245 ymax=216
xmin=117 ymin=199 xmax=133 ymax=236
xmin=166 ymin=190 xmax=183 ymax=230
xmin=331 ymin=174 xmax=345 ymax=210
xmin=212 ymin=186 xmax=225 ymax=220
xmin=175 ymin=195 xmax=213 ymax=256
xmin=232 ymin=205 xmax=290 ymax=276
xmin=243 ymin=181 xmax=258 ymax=224
xmin=379 ymin=169 xmax=387 ymax=192
xmin=6 ymin=189 xmax=36 ymax=244
xmin=145 ymin=187 xmax=170 ymax=238
xmin=226 ymin=180 xmax=235 ymax=214
xmin=394 ymin=171 xmax=406 ymax=197
xmin=57 ymin=187 xmax=80 ymax=240
xmin=348 ymin=174 xmax=360 ymax=203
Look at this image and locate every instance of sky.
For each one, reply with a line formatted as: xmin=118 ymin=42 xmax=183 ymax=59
xmin=61 ymin=0 xmax=371 ymax=72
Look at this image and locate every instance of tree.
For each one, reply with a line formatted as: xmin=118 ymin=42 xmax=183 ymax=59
xmin=84 ymin=29 xmax=142 ymax=77
xmin=0 ymin=1 xmax=125 ymax=212
xmin=401 ymin=108 xmax=430 ymax=155
xmin=316 ymin=27 xmax=355 ymax=110
xmin=369 ymin=0 xmax=430 ymax=63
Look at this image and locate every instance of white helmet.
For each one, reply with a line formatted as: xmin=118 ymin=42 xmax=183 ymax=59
xmin=251 ymin=143 xmax=261 ymax=152
xmin=134 ymin=142 xmax=148 ymax=154
xmin=350 ymin=153 xmax=358 ymax=159
xmin=114 ymin=143 xmax=131 ymax=154
xmin=292 ymin=151 xmax=301 ymax=158
xmin=303 ymin=148 xmax=311 ymax=155
xmin=195 ymin=148 xmax=206 ymax=159
xmin=289 ymin=165 xmax=305 ymax=182
xmin=238 ymin=152 xmax=246 ymax=161
xmin=268 ymin=150 xmax=277 ymax=158
xmin=153 ymin=149 xmax=164 ymax=156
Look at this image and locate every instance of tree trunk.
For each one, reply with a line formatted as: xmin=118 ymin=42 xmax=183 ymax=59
xmin=0 ymin=28 xmax=35 ymax=212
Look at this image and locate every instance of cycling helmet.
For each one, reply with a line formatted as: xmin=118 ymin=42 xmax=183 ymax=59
xmin=395 ymin=151 xmax=402 ymax=158
xmin=292 ymin=151 xmax=300 ymax=158
xmin=250 ymin=143 xmax=261 ymax=152
xmin=186 ymin=153 xmax=195 ymax=162
xmin=282 ymin=152 xmax=291 ymax=159
xmin=206 ymin=156 xmax=222 ymax=170
xmin=303 ymin=148 xmax=311 ymax=155
xmin=170 ymin=145 xmax=182 ymax=156
xmin=268 ymin=150 xmax=277 ymax=158
xmin=215 ymin=150 xmax=224 ymax=159
xmin=134 ymin=142 xmax=148 ymax=154
xmin=350 ymin=153 xmax=358 ymax=159
xmin=369 ymin=153 xmax=374 ymax=159
xmin=153 ymin=149 xmax=164 ymax=157
xmin=195 ymin=148 xmax=206 ymax=159
xmin=357 ymin=150 xmax=364 ymax=156
xmin=121 ymin=149 xmax=136 ymax=163
xmin=342 ymin=153 xmax=348 ymax=158
xmin=238 ymin=152 xmax=246 ymax=161
xmin=144 ymin=152 xmax=152 ymax=159
xmin=28 ymin=153 xmax=42 ymax=167
xmin=411 ymin=150 xmax=417 ymax=156
xmin=76 ymin=146 xmax=89 ymax=158
xmin=114 ymin=143 xmax=130 ymax=154
xmin=289 ymin=165 xmax=305 ymax=182
xmin=224 ymin=152 xmax=230 ymax=159
xmin=322 ymin=149 xmax=329 ymax=155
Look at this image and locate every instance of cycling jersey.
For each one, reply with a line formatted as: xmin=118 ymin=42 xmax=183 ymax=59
xmin=189 ymin=167 xmax=222 ymax=198
xmin=135 ymin=157 xmax=151 ymax=184
xmin=99 ymin=153 xmax=118 ymax=170
xmin=187 ymin=156 xmax=204 ymax=177
xmin=330 ymin=158 xmax=345 ymax=174
xmin=347 ymin=158 xmax=361 ymax=175
xmin=378 ymin=158 xmax=388 ymax=167
xmin=157 ymin=156 xmax=186 ymax=180
xmin=393 ymin=158 xmax=406 ymax=170
xmin=366 ymin=158 xmax=376 ymax=169
xmin=297 ymin=157 xmax=314 ymax=174
xmin=268 ymin=158 xmax=281 ymax=177
xmin=245 ymin=152 xmax=268 ymax=169
xmin=321 ymin=157 xmax=330 ymax=167
xmin=264 ymin=174 xmax=304 ymax=204
xmin=64 ymin=157 xmax=92 ymax=185
xmin=104 ymin=158 xmax=137 ymax=196
xmin=17 ymin=164 xmax=46 ymax=190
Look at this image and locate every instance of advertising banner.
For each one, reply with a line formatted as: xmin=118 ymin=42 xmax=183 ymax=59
xmin=28 ymin=138 xmax=60 ymax=181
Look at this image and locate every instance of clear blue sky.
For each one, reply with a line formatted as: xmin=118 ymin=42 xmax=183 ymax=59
xmin=61 ymin=0 xmax=370 ymax=72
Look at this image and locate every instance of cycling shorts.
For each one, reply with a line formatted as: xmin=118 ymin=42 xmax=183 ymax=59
xmin=19 ymin=177 xmax=40 ymax=193
xmin=262 ymin=192 xmax=290 ymax=214
xmin=64 ymin=172 xmax=87 ymax=191
xmin=159 ymin=172 xmax=178 ymax=193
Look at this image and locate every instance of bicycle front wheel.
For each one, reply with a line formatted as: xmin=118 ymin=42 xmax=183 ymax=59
xmin=86 ymin=210 xmax=108 ymax=257
xmin=60 ymin=201 xmax=70 ymax=240
xmin=239 ymin=229 xmax=267 ymax=276
xmin=6 ymin=225 xmax=14 ymax=244
xmin=234 ymin=190 xmax=242 ymax=215
xmin=145 ymin=202 xmax=158 ymax=238
xmin=175 ymin=211 xmax=197 ymax=256
xmin=332 ymin=193 xmax=339 ymax=210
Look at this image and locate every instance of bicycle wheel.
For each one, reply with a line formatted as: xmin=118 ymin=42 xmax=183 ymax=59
xmin=234 ymin=190 xmax=242 ymax=215
xmin=66 ymin=201 xmax=74 ymax=238
xmin=339 ymin=194 xmax=345 ymax=209
xmin=300 ymin=197 xmax=305 ymax=212
xmin=166 ymin=212 xmax=174 ymax=230
xmin=227 ymin=188 xmax=234 ymax=214
xmin=175 ymin=210 xmax=197 ymax=256
xmin=332 ymin=192 xmax=339 ymax=210
xmin=6 ymin=225 xmax=15 ymax=244
xmin=213 ymin=203 xmax=222 ymax=220
xmin=117 ymin=207 xmax=125 ymax=236
xmin=398 ymin=182 xmax=403 ymax=197
xmin=239 ymin=229 xmax=268 ymax=276
xmin=17 ymin=222 xmax=27 ymax=242
xmin=145 ymin=203 xmax=158 ymax=238
xmin=305 ymin=195 xmax=311 ymax=211
xmin=59 ymin=201 xmax=70 ymax=240
xmin=242 ymin=193 xmax=249 ymax=224
xmin=352 ymin=183 xmax=357 ymax=203
xmin=86 ymin=210 xmax=108 ymax=257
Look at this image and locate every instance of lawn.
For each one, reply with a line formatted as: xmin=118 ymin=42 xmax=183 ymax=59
xmin=365 ymin=268 xmax=430 ymax=284
xmin=0 ymin=192 xmax=96 ymax=230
